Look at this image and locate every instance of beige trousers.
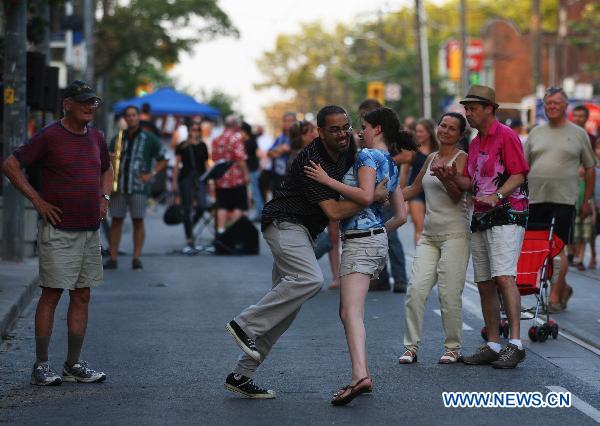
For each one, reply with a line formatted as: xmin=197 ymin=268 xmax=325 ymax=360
xmin=234 ymin=221 xmax=324 ymax=377
xmin=403 ymin=235 xmax=470 ymax=353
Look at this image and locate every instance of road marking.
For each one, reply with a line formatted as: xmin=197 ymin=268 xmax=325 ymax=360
xmin=433 ymin=309 xmax=473 ymax=330
xmin=546 ymin=386 xmax=600 ymax=423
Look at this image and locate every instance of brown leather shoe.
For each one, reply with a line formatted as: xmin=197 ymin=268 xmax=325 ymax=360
xmin=461 ymin=345 xmax=500 ymax=365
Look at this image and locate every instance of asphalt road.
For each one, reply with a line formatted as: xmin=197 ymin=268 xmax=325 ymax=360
xmin=1 ymin=210 xmax=599 ymax=425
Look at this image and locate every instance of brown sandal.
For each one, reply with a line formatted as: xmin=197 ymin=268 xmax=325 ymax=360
xmin=331 ymin=377 xmax=372 ymax=406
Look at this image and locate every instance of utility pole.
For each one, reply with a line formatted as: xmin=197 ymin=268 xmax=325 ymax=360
xmin=557 ymin=0 xmax=567 ymax=84
xmin=84 ymin=0 xmax=95 ymax=85
xmin=2 ymin=0 xmax=27 ymax=261
xmin=65 ymin=0 xmax=74 ymax=82
xmin=459 ymin=0 xmax=469 ymax=95
xmin=414 ymin=0 xmax=432 ymax=118
xmin=531 ymin=0 xmax=542 ymax=93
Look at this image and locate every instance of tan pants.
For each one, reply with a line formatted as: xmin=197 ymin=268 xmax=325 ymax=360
xmin=403 ymin=235 xmax=470 ymax=353
xmin=234 ymin=221 xmax=324 ymax=377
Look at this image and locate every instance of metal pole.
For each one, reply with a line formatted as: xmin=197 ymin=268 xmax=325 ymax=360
xmin=2 ymin=0 xmax=27 ymax=261
xmin=531 ymin=0 xmax=542 ymax=92
xmin=417 ymin=0 xmax=432 ymax=118
xmin=84 ymin=0 xmax=95 ymax=85
xmin=460 ymin=0 xmax=469 ymax=95
xmin=557 ymin=0 xmax=567 ymax=84
xmin=65 ymin=0 xmax=74 ymax=82
xmin=414 ymin=0 xmax=424 ymax=117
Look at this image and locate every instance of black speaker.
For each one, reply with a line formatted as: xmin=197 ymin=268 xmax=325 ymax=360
xmin=26 ymin=51 xmax=46 ymax=109
xmin=214 ymin=217 xmax=259 ymax=255
xmin=43 ymin=66 xmax=59 ymax=113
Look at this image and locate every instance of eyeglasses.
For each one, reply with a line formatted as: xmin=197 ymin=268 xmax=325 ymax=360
xmin=70 ymin=98 xmax=101 ymax=108
xmin=323 ymin=123 xmax=352 ymax=135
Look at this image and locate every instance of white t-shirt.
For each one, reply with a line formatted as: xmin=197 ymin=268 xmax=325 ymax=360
xmin=257 ymin=134 xmax=274 ymax=171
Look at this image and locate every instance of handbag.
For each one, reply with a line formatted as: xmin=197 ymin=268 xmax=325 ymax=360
xmin=471 ymin=201 xmax=528 ymax=232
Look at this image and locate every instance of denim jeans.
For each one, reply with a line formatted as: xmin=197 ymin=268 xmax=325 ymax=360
xmin=249 ymin=169 xmax=264 ymax=218
xmin=378 ymin=205 xmax=408 ymax=285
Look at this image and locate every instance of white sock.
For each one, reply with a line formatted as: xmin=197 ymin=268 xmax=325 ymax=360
xmin=509 ymin=339 xmax=523 ymax=349
xmin=487 ymin=341 xmax=502 ymax=353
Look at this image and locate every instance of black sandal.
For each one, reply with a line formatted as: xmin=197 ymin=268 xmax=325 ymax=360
xmin=331 ymin=377 xmax=372 ymax=406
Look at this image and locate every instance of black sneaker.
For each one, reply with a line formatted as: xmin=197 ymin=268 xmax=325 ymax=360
xmin=225 ymin=373 xmax=275 ymax=399
xmin=132 ymin=258 xmax=143 ymax=270
xmin=461 ymin=344 xmax=500 ymax=365
xmin=103 ymin=259 xmax=118 ymax=270
xmin=226 ymin=320 xmax=260 ymax=362
xmin=492 ymin=344 xmax=526 ymax=369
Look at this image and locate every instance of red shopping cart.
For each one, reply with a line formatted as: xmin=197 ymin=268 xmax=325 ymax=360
xmin=480 ymin=218 xmax=564 ymax=343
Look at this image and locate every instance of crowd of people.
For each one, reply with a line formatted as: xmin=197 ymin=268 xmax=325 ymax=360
xmin=1 ymin=79 xmax=599 ymax=409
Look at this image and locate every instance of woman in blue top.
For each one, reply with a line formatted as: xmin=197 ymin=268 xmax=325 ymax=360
xmin=304 ymin=107 xmax=411 ymax=405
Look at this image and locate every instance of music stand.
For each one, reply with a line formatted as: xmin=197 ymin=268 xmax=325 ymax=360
xmin=200 ymin=160 xmax=233 ymax=182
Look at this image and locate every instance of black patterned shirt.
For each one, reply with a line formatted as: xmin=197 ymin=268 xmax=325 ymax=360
xmin=261 ymin=138 xmax=354 ymax=239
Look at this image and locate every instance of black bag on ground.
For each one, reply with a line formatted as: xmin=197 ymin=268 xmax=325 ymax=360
xmin=214 ymin=217 xmax=259 ymax=255
xmin=163 ymin=204 xmax=183 ymax=225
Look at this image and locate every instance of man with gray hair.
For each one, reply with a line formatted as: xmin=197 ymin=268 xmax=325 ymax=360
xmin=524 ymin=87 xmax=598 ymax=313
xmin=212 ymin=114 xmax=250 ymax=234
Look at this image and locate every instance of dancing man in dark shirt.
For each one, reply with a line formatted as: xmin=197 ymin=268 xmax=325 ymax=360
xmin=224 ymin=105 xmax=389 ymax=398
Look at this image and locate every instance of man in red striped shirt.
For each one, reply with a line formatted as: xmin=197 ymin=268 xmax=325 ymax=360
xmin=3 ymin=80 xmax=112 ymax=386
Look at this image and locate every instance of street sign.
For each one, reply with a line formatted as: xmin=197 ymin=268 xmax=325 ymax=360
xmin=367 ymin=81 xmax=385 ymax=105
xmin=385 ymin=83 xmax=402 ymax=101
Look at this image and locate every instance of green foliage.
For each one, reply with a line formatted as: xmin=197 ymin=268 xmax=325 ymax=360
xmin=569 ymin=2 xmax=599 ymax=92
xmin=255 ymin=0 xmax=560 ymax=119
xmin=96 ymin=0 xmax=238 ymax=101
xmin=201 ymin=89 xmax=236 ymax=118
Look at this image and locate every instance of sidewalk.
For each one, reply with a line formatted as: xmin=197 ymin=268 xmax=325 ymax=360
xmin=0 ymin=259 xmax=38 ymax=337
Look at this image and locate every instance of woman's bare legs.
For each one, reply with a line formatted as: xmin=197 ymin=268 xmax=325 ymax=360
xmin=339 ymin=272 xmax=371 ymax=383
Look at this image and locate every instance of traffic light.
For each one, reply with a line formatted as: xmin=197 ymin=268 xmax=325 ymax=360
xmin=367 ymin=81 xmax=385 ymax=105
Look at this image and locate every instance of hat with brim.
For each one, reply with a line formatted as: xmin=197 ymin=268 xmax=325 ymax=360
xmin=459 ymin=85 xmax=498 ymax=109
xmin=63 ymin=80 xmax=101 ymax=103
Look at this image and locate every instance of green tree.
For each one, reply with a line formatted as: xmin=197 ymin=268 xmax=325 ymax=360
xmin=255 ymin=0 xmax=559 ymax=119
xmin=201 ymin=89 xmax=236 ymax=118
xmin=96 ymin=0 xmax=238 ymax=101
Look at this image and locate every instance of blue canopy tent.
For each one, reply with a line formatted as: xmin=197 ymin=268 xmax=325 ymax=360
xmin=112 ymin=87 xmax=220 ymax=119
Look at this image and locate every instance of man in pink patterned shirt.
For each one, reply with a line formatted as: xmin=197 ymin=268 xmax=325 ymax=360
xmin=434 ymin=85 xmax=529 ymax=369
xmin=212 ymin=115 xmax=250 ymax=234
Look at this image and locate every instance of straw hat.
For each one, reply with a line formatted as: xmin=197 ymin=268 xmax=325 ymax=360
xmin=459 ymin=85 xmax=499 ymax=109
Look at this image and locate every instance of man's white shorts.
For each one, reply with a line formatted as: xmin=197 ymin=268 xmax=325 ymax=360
xmin=471 ymin=224 xmax=525 ymax=283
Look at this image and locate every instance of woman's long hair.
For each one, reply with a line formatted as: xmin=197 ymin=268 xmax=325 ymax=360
xmin=363 ymin=107 xmax=418 ymax=155
xmin=289 ymin=120 xmax=313 ymax=150
xmin=415 ymin=118 xmax=439 ymax=152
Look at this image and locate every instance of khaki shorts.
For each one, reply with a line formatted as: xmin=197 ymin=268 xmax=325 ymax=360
xmin=471 ymin=224 xmax=525 ymax=283
xmin=37 ymin=221 xmax=103 ymax=290
xmin=340 ymin=231 xmax=388 ymax=279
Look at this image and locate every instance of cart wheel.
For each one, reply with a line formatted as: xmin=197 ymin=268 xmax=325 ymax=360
xmin=537 ymin=325 xmax=549 ymax=342
xmin=551 ymin=323 xmax=559 ymax=339
xmin=481 ymin=327 xmax=488 ymax=341
xmin=528 ymin=326 xmax=538 ymax=342
xmin=501 ymin=322 xmax=510 ymax=339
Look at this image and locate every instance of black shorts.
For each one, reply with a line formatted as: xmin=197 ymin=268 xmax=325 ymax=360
xmin=528 ymin=203 xmax=575 ymax=245
xmin=216 ymin=186 xmax=248 ymax=211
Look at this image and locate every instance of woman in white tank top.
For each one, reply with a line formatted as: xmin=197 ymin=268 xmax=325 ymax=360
xmin=398 ymin=113 xmax=471 ymax=364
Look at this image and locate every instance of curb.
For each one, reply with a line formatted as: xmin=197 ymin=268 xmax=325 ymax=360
xmin=0 ymin=276 xmax=39 ymax=338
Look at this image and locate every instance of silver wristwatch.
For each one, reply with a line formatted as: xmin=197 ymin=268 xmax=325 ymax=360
xmin=102 ymin=194 xmax=111 ymax=201
xmin=495 ymin=192 xmax=504 ymax=200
